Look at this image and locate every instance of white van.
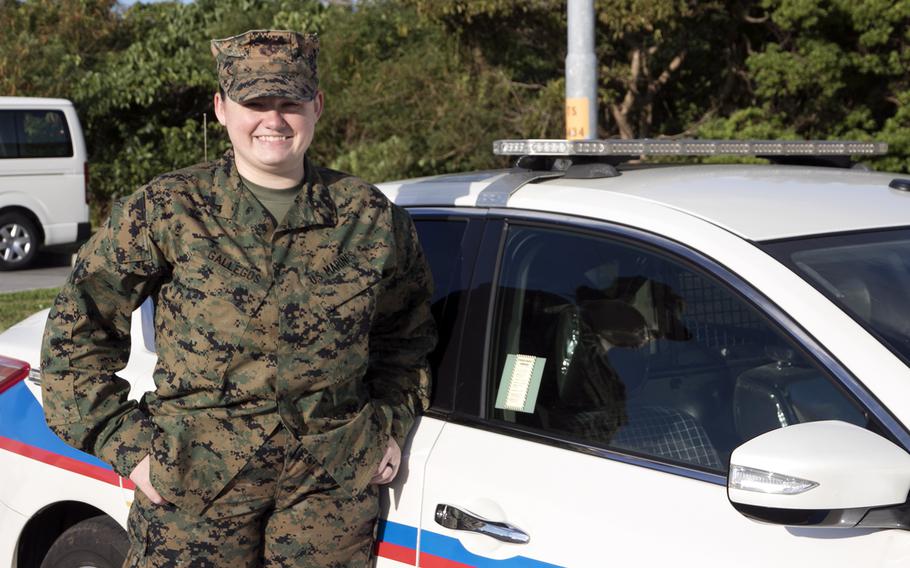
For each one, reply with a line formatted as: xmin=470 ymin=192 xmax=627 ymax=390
xmin=0 ymin=97 xmax=90 ymax=270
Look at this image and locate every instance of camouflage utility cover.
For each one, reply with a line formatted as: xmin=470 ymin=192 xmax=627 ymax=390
xmin=41 ymin=150 xmax=435 ymax=514
xmin=212 ymin=29 xmax=319 ymax=102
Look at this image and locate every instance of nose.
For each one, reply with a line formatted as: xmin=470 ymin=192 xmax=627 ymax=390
xmin=260 ymin=108 xmax=288 ymax=130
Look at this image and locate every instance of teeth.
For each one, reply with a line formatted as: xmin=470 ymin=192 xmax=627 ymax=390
xmin=257 ymin=135 xmax=289 ymax=142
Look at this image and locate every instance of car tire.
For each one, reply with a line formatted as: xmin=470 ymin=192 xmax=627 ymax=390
xmin=0 ymin=212 xmax=39 ymax=271
xmin=39 ymin=515 xmax=129 ymax=568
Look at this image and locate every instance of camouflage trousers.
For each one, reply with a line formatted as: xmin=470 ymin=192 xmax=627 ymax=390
xmin=124 ymin=426 xmax=379 ymax=567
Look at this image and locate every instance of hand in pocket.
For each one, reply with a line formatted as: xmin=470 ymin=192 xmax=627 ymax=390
xmin=129 ymin=454 xmax=169 ymax=505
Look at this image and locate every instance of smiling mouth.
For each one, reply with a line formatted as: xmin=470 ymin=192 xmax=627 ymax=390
xmin=255 ymin=135 xmax=292 ymax=142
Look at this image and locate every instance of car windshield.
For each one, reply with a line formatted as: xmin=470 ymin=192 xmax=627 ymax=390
xmin=763 ymin=228 xmax=910 ymax=366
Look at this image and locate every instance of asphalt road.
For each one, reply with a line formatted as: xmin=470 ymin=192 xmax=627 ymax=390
xmin=0 ymin=253 xmax=74 ymax=293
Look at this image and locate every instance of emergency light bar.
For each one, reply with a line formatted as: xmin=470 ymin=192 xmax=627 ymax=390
xmin=493 ymin=139 xmax=888 ymax=157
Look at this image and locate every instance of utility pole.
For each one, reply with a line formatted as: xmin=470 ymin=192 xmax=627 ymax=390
xmin=203 ymin=113 xmax=208 ymax=162
xmin=565 ymin=0 xmax=598 ymax=140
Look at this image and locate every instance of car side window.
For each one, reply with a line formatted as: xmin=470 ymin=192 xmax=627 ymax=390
xmin=412 ymin=219 xmax=467 ymax=311
xmin=489 ymin=225 xmax=869 ymax=473
xmin=412 ymin=218 xmax=469 ymax=400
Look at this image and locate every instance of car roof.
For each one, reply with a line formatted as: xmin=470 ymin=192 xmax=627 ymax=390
xmin=0 ymin=96 xmax=74 ymax=107
xmin=379 ymin=164 xmax=910 ymax=241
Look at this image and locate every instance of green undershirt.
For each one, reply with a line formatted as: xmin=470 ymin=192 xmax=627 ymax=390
xmin=241 ymin=176 xmax=304 ymax=224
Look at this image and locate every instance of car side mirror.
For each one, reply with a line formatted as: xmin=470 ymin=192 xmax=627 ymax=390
xmin=727 ymin=420 xmax=910 ymax=529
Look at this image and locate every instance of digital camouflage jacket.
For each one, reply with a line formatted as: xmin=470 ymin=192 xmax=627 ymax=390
xmin=41 ymin=150 xmax=436 ymax=514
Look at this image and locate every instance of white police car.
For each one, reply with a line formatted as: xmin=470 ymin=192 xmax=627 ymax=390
xmin=2 ymin=139 xmax=910 ymax=567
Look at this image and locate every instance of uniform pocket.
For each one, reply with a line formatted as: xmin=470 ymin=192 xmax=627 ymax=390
xmin=308 ymin=263 xmax=382 ymax=385
xmin=155 ymin=259 xmax=266 ymax=386
xmin=314 ymin=260 xmax=381 ymax=329
xmin=321 ymin=281 xmax=377 ymax=333
xmin=40 ymin=375 xmax=83 ymax=426
xmin=306 ymin=400 xmax=388 ymax=497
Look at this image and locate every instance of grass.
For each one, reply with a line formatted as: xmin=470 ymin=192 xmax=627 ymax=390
xmin=0 ymin=288 xmax=60 ymax=333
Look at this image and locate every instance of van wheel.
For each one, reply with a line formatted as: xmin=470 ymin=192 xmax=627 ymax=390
xmin=39 ymin=515 xmax=129 ymax=568
xmin=0 ymin=212 xmax=39 ymax=270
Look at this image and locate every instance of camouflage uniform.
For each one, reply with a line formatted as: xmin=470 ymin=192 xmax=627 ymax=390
xmin=126 ymin=427 xmax=381 ymax=567
xmin=41 ymin=29 xmax=435 ymax=567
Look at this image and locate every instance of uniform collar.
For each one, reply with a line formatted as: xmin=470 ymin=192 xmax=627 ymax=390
xmin=279 ymin=155 xmax=337 ymax=231
xmin=209 ymin=150 xmax=337 ymax=231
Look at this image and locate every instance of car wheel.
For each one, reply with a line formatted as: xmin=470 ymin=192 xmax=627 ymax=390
xmin=39 ymin=515 xmax=129 ymax=568
xmin=0 ymin=212 xmax=39 ymax=271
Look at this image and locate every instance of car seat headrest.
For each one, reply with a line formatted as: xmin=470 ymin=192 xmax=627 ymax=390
xmin=577 ymin=277 xmax=691 ymax=342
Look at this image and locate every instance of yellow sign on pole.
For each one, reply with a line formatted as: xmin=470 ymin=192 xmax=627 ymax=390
xmin=565 ymin=97 xmax=590 ymax=140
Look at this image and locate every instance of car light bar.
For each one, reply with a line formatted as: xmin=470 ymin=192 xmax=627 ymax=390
xmin=493 ymin=139 xmax=888 ymax=157
xmin=0 ymin=355 xmax=30 ymax=395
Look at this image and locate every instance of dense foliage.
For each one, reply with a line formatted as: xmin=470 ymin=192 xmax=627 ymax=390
xmin=2 ymin=0 xmax=908 ymax=220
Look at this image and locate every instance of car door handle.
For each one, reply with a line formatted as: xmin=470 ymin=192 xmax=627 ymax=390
xmin=434 ymin=504 xmax=530 ymax=544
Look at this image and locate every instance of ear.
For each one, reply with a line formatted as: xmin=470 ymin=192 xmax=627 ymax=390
xmin=213 ymin=91 xmax=227 ymax=125
xmin=312 ymin=90 xmax=325 ymax=122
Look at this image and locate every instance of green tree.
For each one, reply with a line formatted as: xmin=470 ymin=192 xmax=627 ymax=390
xmin=4 ymin=0 xmax=908 ymax=222
xmin=313 ymin=1 xmax=528 ymax=180
xmin=700 ymin=0 xmax=910 ymax=171
xmin=402 ymin=0 xmax=756 ymax=139
xmin=0 ymin=0 xmax=120 ymax=97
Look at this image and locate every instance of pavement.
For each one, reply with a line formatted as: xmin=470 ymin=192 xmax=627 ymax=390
xmin=0 ymin=253 xmax=74 ymax=293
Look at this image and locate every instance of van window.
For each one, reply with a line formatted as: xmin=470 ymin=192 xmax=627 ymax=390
xmin=0 ymin=110 xmax=73 ymax=159
xmin=0 ymin=112 xmax=16 ymax=158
